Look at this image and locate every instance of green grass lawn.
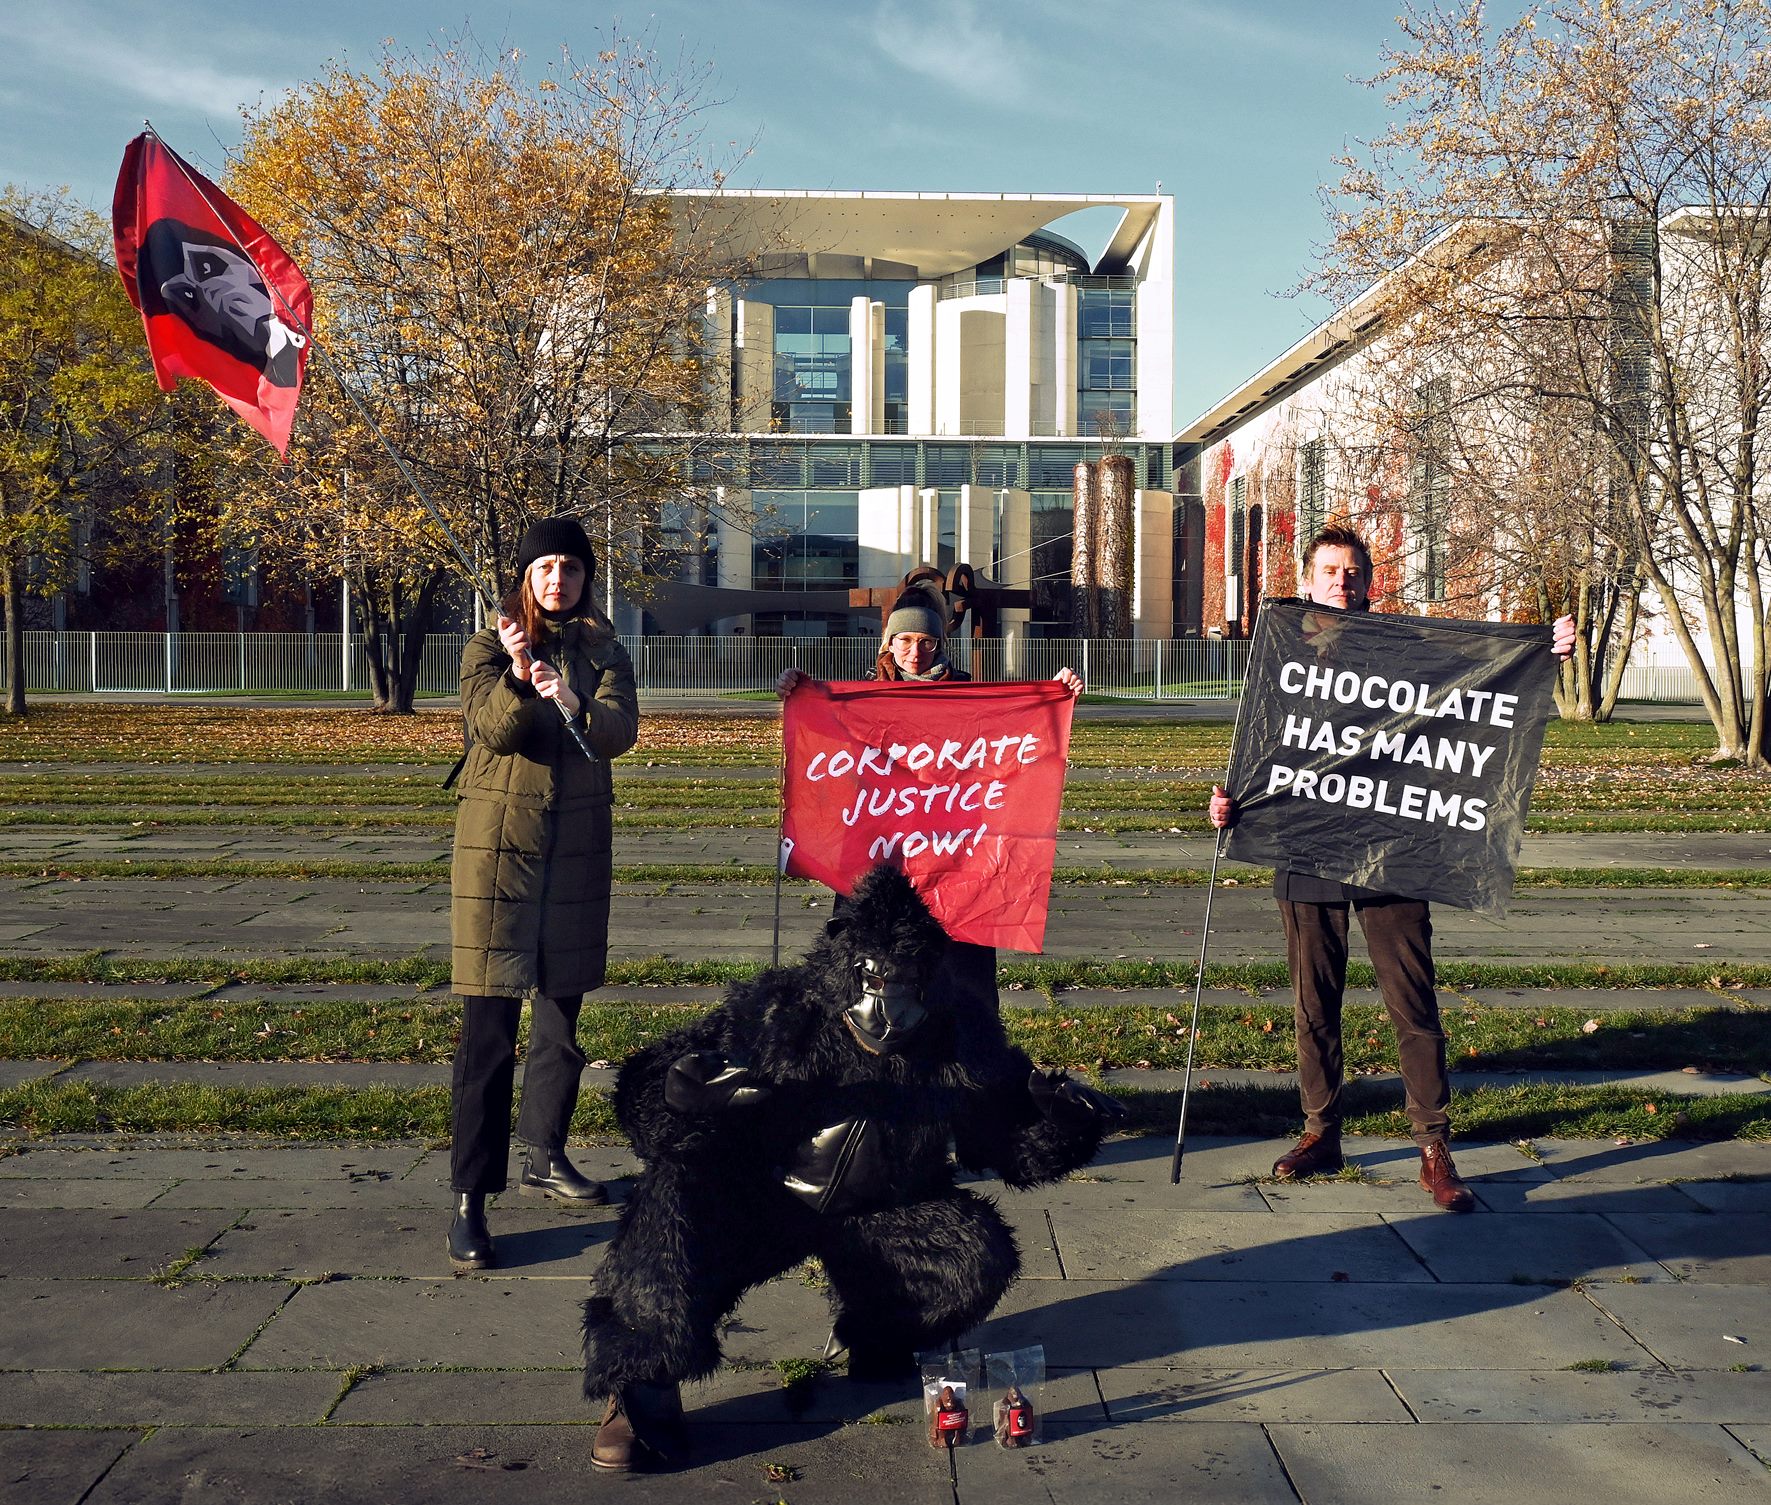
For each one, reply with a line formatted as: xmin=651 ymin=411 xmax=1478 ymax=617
xmin=0 ymin=705 xmax=1767 ymax=1143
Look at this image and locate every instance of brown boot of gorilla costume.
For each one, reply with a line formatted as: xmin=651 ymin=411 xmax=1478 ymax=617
xmin=590 ymin=1380 xmax=684 ymax=1471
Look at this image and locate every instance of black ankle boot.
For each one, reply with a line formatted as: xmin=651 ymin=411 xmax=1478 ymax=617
xmin=519 ymin=1144 xmax=608 ymax=1205
xmin=447 ymin=1191 xmax=494 ymax=1268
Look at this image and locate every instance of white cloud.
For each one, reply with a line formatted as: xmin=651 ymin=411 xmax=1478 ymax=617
xmin=868 ymin=0 xmax=1038 ymax=101
xmin=0 ymin=8 xmax=285 ymax=118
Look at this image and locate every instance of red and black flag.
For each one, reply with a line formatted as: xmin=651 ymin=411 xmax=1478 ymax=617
xmin=112 ymin=131 xmax=312 ymax=457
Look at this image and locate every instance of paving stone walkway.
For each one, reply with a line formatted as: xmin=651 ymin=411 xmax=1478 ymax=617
xmin=1 ymin=1132 xmax=1767 ymax=1503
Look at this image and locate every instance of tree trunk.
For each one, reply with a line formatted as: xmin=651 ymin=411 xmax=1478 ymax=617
xmin=351 ymin=570 xmax=393 ymax=710
xmin=1070 ymin=462 xmax=1098 ymax=638
xmin=388 ymin=570 xmax=443 ymax=714
xmin=3 ymin=558 xmax=23 ymax=716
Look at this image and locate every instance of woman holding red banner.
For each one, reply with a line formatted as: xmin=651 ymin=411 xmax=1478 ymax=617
xmin=446 ymin=517 xmax=640 ymax=1270
xmin=775 ymin=583 xmax=1084 ymax=694
xmin=775 ymin=583 xmax=1083 ymax=1011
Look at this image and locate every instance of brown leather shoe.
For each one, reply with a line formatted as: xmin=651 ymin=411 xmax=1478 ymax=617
xmin=1419 ymin=1141 xmax=1475 ymax=1212
xmin=590 ymin=1383 xmax=684 ymax=1471
xmin=1272 ymin=1132 xmax=1343 ymax=1180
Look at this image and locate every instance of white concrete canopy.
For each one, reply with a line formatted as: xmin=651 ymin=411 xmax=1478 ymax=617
xmin=675 ymin=189 xmax=1165 ymax=278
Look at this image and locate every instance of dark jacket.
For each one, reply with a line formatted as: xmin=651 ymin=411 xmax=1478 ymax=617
xmin=449 ymin=618 xmax=639 ymax=997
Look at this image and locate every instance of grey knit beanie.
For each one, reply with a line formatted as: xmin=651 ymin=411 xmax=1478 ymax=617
xmin=883 ymin=587 xmax=946 ymax=642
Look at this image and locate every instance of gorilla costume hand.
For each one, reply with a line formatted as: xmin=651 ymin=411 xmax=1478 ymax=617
xmin=1027 ymin=1068 xmax=1128 ymax=1127
xmin=664 ymin=1051 xmax=773 ymax=1114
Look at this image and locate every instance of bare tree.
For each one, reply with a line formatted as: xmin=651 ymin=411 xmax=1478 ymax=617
xmin=1315 ymin=0 xmax=1771 ymax=752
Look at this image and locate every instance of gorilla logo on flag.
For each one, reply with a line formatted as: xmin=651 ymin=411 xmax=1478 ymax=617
xmin=137 ymin=219 xmax=306 ymax=388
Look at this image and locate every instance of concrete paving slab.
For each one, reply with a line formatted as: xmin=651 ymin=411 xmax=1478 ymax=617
xmin=0 ymin=1371 xmax=341 ymax=1426
xmin=1257 ymin=1179 xmax=1468 ymax=1215
xmin=1728 ymin=1424 xmax=1771 ymax=1468
xmin=0 ymin=981 xmax=214 ymax=1000
xmin=0 ymin=1060 xmax=59 ymax=1088
xmin=1015 ymin=1173 xmax=1269 ymax=1214
xmin=951 ymin=1418 xmax=1305 ymax=1504
xmin=233 ymin=1278 xmax=593 ymax=1370
xmin=83 ymin=1422 xmax=957 ymax=1505
xmin=991 ymin=1203 xmax=1064 ymax=1279
xmin=1607 ymin=1213 xmax=1771 ymax=1284
xmin=0 ymin=1207 xmax=239 ymax=1278
xmin=1048 ymin=987 xmax=1253 ymax=1012
xmin=403 ymin=1143 xmax=642 ymax=1187
xmin=149 ymin=1174 xmax=451 ymax=1209
xmin=1458 ymin=986 xmax=1740 ymax=1012
xmin=200 ymin=1205 xmax=617 ymax=1279
xmin=0 ymin=1430 xmax=140 ymax=1505
xmin=1346 ymin=1138 xmax=1555 ymax=1182
xmin=328 ymin=1370 xmax=605 ymax=1425
xmin=972 ymin=1278 xmax=1647 ymax=1370
xmin=1270 ymin=1420 xmax=1771 ymax=1504
xmin=1583 ymin=1281 xmax=1771 ymax=1368
xmin=58 ymin=1060 xmax=450 ymax=1089
xmin=203 ymin=982 xmax=448 ymax=1003
xmin=326 ymin=1364 xmax=1093 ymax=1429
xmin=1047 ymin=1207 xmax=1433 ymax=1284
xmin=1532 ymin=1139 xmax=1771 ymax=1182
xmin=1391 ymin=1366 xmax=1771 ymax=1422
xmin=1470 ymin=1179 xmax=1706 ymax=1214
xmin=1675 ymin=1177 xmax=1771 ymax=1213
xmin=1385 ymin=1208 xmax=1670 ymax=1284
xmin=1073 ymin=1133 xmax=1277 ymax=1186
xmin=0 ymin=1178 xmax=171 ymax=1209
xmin=588 ymin=985 xmax=723 ymax=1008
xmin=0 ymin=1142 xmax=431 ymax=1181
xmin=1095 ymin=1365 xmax=1411 ymax=1423
xmin=5 ymin=1277 xmax=296 ymax=1368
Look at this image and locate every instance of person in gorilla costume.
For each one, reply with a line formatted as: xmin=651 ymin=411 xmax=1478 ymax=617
xmin=583 ymin=864 xmax=1122 ymax=1471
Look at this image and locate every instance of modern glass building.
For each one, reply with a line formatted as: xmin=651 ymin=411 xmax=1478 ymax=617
xmin=645 ymin=191 xmax=1178 ymax=638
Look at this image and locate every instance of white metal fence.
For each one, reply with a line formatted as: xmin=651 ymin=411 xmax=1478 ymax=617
xmin=0 ymin=629 xmax=1706 ymax=702
xmin=1 ymin=630 xmax=1252 ymax=700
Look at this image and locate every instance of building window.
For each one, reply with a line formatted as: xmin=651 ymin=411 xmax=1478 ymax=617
xmin=1229 ymin=475 xmax=1247 ymax=569
xmin=1078 ymin=288 xmax=1136 ymax=436
xmin=1298 ymin=437 xmax=1326 ymax=543
xmin=751 ymin=489 xmax=860 ymax=590
xmin=1411 ymin=379 xmax=1450 ymax=602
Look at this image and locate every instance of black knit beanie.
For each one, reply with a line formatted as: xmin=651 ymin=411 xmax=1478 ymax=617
xmin=515 ymin=516 xmax=596 ymax=577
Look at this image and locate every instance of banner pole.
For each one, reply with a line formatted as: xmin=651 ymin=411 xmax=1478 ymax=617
xmin=1169 ymin=832 xmax=1224 ymax=1184
xmin=1170 ymin=606 xmax=1260 ymax=1185
xmin=140 ymin=123 xmax=598 ymax=762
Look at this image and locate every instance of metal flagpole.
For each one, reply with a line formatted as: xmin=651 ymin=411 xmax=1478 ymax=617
xmin=142 ymin=122 xmax=599 ymax=763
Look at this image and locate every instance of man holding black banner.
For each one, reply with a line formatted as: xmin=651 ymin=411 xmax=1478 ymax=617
xmin=1209 ymin=527 xmax=1574 ymax=1211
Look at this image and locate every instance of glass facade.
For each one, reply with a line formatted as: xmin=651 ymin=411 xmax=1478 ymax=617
xmin=673 ymin=439 xmax=1171 ymax=637
xmin=745 ymin=277 xmax=912 ymax=435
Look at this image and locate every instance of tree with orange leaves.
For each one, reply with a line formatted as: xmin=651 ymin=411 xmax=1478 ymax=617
xmin=224 ymin=34 xmax=740 ymax=710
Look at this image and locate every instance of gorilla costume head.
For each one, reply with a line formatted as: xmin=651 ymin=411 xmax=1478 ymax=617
xmin=821 ymin=865 xmax=951 ymax=1057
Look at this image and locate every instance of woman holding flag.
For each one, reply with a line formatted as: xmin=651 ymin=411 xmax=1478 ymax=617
xmin=446 ymin=517 xmax=640 ymax=1269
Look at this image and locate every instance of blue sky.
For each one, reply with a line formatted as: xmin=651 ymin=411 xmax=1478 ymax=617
xmin=1 ymin=0 xmax=1419 ymax=426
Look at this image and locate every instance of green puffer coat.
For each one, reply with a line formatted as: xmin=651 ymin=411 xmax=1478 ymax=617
xmin=449 ymin=617 xmax=639 ymax=998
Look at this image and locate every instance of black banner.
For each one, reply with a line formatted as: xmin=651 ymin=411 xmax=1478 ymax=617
xmin=1223 ymin=599 xmax=1557 ymax=915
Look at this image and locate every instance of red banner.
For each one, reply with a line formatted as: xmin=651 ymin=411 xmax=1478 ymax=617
xmin=781 ymin=680 xmax=1074 ymax=952
xmin=112 ymin=132 xmax=312 ymax=457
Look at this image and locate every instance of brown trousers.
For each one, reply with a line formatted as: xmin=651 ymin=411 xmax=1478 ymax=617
xmin=1276 ymin=896 xmax=1450 ymax=1147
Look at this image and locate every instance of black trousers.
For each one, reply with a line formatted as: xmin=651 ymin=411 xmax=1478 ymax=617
xmin=450 ymin=992 xmax=586 ymax=1194
xmin=1277 ymin=896 xmax=1450 ymax=1148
